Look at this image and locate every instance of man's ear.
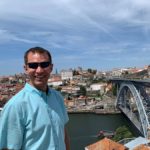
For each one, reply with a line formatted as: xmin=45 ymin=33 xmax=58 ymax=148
xmin=50 ymin=64 xmax=53 ymax=72
xmin=24 ymin=65 xmax=28 ymax=73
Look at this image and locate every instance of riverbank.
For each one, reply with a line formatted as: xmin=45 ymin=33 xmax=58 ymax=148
xmin=67 ymin=108 xmax=121 ymax=114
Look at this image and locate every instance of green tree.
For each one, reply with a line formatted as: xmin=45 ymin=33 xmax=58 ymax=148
xmin=113 ymin=125 xmax=134 ymax=142
xmin=73 ymin=69 xmax=79 ymax=75
xmin=87 ymin=68 xmax=92 ymax=73
xmin=92 ymin=69 xmax=97 ymax=74
xmin=78 ymin=86 xmax=87 ymax=96
xmin=112 ymin=84 xmax=117 ymax=96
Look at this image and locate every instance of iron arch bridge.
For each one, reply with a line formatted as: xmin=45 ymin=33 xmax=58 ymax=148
xmin=111 ymin=79 xmax=150 ymax=138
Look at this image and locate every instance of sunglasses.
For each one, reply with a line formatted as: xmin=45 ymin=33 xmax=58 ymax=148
xmin=27 ymin=61 xmax=51 ymax=69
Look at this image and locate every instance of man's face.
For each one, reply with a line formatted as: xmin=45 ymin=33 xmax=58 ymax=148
xmin=24 ymin=52 xmax=53 ymax=91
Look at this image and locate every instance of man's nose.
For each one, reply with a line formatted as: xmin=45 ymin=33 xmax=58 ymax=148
xmin=36 ymin=66 xmax=44 ymax=72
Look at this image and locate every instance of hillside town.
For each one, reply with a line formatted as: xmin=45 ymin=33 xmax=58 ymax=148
xmin=0 ymin=65 xmax=150 ymax=112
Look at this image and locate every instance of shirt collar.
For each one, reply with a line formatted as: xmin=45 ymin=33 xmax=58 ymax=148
xmin=24 ymin=83 xmax=51 ymax=96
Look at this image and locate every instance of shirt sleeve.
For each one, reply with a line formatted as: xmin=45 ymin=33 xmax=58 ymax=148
xmin=0 ymin=102 xmax=24 ymax=150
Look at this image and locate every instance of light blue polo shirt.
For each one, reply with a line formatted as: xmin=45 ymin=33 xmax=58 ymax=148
xmin=0 ymin=83 xmax=69 ymax=150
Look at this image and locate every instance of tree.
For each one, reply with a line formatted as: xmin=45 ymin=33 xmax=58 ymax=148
xmin=87 ymin=68 xmax=92 ymax=73
xmin=78 ymin=86 xmax=87 ymax=96
xmin=112 ymin=84 xmax=117 ymax=96
xmin=92 ymin=69 xmax=97 ymax=74
xmin=113 ymin=125 xmax=134 ymax=142
xmin=87 ymin=68 xmax=97 ymax=74
xmin=73 ymin=69 xmax=79 ymax=75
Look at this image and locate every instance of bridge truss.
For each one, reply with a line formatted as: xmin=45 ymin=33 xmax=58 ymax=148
xmin=116 ymin=81 xmax=150 ymax=138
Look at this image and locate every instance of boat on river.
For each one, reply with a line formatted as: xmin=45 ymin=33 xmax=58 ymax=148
xmin=97 ymin=130 xmax=115 ymax=138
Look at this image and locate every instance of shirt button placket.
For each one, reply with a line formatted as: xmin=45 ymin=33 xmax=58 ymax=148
xmin=48 ymin=107 xmax=59 ymax=150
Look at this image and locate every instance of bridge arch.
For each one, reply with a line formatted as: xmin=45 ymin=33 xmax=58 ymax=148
xmin=116 ymin=82 xmax=150 ymax=138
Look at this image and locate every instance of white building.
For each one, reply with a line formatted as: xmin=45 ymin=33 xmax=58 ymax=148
xmin=48 ymin=74 xmax=62 ymax=87
xmin=90 ymin=83 xmax=106 ymax=92
xmin=48 ymin=80 xmax=63 ymax=87
xmin=61 ymin=69 xmax=73 ymax=80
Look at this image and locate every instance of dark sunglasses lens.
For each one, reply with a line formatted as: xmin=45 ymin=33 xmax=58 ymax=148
xmin=28 ymin=63 xmax=38 ymax=69
xmin=28 ymin=62 xmax=50 ymax=69
xmin=40 ymin=62 xmax=50 ymax=68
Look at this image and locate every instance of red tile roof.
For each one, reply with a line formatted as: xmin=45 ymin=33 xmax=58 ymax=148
xmin=85 ymin=137 xmax=127 ymax=150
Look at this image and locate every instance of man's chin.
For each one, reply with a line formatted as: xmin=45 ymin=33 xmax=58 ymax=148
xmin=35 ymin=81 xmax=44 ymax=86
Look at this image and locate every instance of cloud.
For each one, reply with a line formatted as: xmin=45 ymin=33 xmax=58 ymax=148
xmin=0 ymin=29 xmax=39 ymax=44
xmin=0 ymin=0 xmax=150 ymax=74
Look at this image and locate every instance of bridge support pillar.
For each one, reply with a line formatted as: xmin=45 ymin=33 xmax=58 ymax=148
xmin=147 ymin=127 xmax=150 ymax=139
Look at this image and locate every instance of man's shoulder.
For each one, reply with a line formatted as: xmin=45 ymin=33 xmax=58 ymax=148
xmin=3 ymin=87 xmax=28 ymax=108
xmin=11 ymin=86 xmax=27 ymax=100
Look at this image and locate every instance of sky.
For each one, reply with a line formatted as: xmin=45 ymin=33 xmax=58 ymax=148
xmin=0 ymin=0 xmax=150 ymax=76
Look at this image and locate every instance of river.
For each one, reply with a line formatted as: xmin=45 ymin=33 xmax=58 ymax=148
xmin=67 ymin=113 xmax=140 ymax=150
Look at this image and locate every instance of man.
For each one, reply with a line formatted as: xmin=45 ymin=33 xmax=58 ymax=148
xmin=0 ymin=47 xmax=70 ymax=150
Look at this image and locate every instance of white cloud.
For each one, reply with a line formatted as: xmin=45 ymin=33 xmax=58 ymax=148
xmin=0 ymin=0 xmax=150 ymax=74
xmin=0 ymin=29 xmax=38 ymax=44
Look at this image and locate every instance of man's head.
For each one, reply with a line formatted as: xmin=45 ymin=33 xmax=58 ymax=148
xmin=24 ymin=47 xmax=53 ymax=91
xmin=24 ymin=47 xmax=52 ymax=65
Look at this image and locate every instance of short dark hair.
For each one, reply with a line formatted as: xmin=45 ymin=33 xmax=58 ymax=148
xmin=24 ymin=47 xmax=52 ymax=64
